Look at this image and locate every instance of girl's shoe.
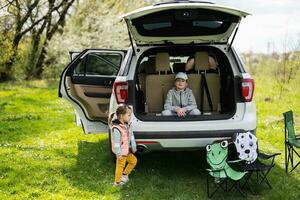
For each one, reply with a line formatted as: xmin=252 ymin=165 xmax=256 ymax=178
xmin=113 ymin=181 xmax=125 ymax=187
xmin=121 ymin=175 xmax=129 ymax=183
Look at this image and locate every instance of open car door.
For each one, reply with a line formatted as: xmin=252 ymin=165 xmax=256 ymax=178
xmin=59 ymin=49 xmax=126 ymax=133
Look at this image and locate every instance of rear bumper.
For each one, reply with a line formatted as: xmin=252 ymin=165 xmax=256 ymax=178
xmin=131 ymin=102 xmax=256 ymax=151
xmin=134 ymin=129 xmax=243 ymax=139
xmin=135 ymin=129 xmax=256 ymax=150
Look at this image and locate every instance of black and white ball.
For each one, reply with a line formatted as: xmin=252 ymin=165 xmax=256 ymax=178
xmin=234 ymin=131 xmax=258 ymax=163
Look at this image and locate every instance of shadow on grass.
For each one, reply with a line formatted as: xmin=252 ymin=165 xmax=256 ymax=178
xmin=63 ymin=140 xmax=300 ymax=200
xmin=61 ymin=139 xmax=116 ymax=195
xmin=62 ymin=139 xmax=209 ymax=199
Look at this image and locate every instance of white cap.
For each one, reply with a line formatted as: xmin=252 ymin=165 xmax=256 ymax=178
xmin=175 ymin=72 xmax=188 ymax=80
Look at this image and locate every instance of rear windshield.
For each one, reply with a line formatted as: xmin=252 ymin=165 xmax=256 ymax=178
xmin=132 ymin=9 xmax=239 ymax=37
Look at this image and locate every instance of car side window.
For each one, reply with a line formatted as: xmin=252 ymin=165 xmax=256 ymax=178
xmin=73 ymin=52 xmax=122 ymax=76
xmin=73 ymin=57 xmax=86 ymax=76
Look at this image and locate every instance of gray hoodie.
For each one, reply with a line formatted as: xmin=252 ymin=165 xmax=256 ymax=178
xmin=164 ymin=87 xmax=198 ymax=112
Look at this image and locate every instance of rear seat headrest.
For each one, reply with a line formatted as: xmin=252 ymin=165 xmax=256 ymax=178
xmin=140 ymin=57 xmax=156 ymax=74
xmin=194 ymin=52 xmax=210 ymax=71
xmin=208 ymin=54 xmax=218 ymax=70
xmin=139 ymin=61 xmax=147 ymax=73
xmin=155 ymin=52 xmax=170 ymax=72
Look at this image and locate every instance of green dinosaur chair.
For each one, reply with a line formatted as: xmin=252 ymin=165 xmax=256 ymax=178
xmin=206 ymin=140 xmax=247 ymax=198
xmin=284 ymin=111 xmax=300 ymax=173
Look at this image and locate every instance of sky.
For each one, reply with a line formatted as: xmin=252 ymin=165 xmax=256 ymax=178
xmin=211 ymin=0 xmax=300 ymax=53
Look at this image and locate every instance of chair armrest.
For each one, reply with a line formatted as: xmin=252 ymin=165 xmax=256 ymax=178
xmin=228 ymin=159 xmax=244 ymax=163
xmin=258 ymin=152 xmax=281 ymax=159
xmin=206 ymin=168 xmax=225 ymax=173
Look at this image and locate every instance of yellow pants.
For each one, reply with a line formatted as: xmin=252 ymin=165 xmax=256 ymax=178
xmin=115 ymin=153 xmax=137 ymax=183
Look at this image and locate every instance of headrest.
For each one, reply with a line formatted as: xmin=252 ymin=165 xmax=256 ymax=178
xmin=208 ymin=54 xmax=218 ymax=70
xmin=155 ymin=52 xmax=170 ymax=72
xmin=172 ymin=63 xmax=186 ymax=74
xmin=140 ymin=57 xmax=156 ymax=74
xmin=194 ymin=52 xmax=210 ymax=71
xmin=139 ymin=61 xmax=147 ymax=73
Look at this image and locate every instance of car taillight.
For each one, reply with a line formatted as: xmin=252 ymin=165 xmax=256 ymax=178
xmin=113 ymin=82 xmax=128 ymax=104
xmin=241 ymin=79 xmax=254 ymax=102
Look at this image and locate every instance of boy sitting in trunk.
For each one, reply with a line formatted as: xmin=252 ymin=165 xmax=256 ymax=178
xmin=162 ymin=72 xmax=201 ymax=117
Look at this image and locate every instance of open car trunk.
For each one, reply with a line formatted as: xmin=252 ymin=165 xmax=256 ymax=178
xmin=121 ymin=2 xmax=249 ymax=45
xmin=132 ymin=46 xmax=239 ymax=121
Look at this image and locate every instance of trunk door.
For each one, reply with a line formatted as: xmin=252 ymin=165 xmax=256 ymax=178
xmin=121 ymin=2 xmax=250 ymax=45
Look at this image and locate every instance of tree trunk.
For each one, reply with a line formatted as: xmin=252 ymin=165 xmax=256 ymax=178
xmin=0 ymin=33 xmax=22 ymax=82
xmin=34 ymin=41 xmax=47 ymax=79
xmin=25 ymin=34 xmax=41 ymax=80
xmin=33 ymin=0 xmax=75 ymax=79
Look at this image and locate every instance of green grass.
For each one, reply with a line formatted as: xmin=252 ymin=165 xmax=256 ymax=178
xmin=0 ymin=78 xmax=299 ymax=200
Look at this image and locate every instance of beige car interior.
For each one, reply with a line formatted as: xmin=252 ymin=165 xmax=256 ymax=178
xmin=145 ymin=52 xmax=175 ymax=113
xmin=191 ymin=51 xmax=220 ymax=112
xmin=139 ymin=51 xmax=220 ymax=114
xmin=66 ymin=77 xmax=110 ymax=120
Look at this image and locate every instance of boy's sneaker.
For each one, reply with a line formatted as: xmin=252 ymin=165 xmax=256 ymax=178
xmin=113 ymin=181 xmax=125 ymax=187
xmin=121 ymin=175 xmax=129 ymax=183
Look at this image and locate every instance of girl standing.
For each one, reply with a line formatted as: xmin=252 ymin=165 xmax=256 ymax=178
xmin=108 ymin=104 xmax=137 ymax=186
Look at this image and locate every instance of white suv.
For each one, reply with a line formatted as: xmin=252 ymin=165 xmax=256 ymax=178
xmin=59 ymin=1 xmax=256 ymax=152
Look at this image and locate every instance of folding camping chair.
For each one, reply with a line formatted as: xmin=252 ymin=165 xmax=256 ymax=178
xmin=233 ymin=132 xmax=280 ymax=192
xmin=206 ymin=140 xmax=247 ymax=198
xmin=284 ymin=110 xmax=300 ymax=173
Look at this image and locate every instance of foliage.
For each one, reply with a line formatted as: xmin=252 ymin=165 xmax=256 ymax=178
xmin=0 ymin=0 xmax=76 ymax=81
xmin=241 ymin=51 xmax=300 ymax=98
xmin=0 ymin=34 xmax=13 ymax=70
xmin=44 ymin=0 xmax=155 ymax=79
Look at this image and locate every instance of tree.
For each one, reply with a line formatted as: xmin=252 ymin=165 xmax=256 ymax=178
xmin=33 ymin=0 xmax=76 ymax=79
xmin=0 ymin=0 xmax=76 ymax=82
xmin=44 ymin=0 xmax=156 ymax=79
